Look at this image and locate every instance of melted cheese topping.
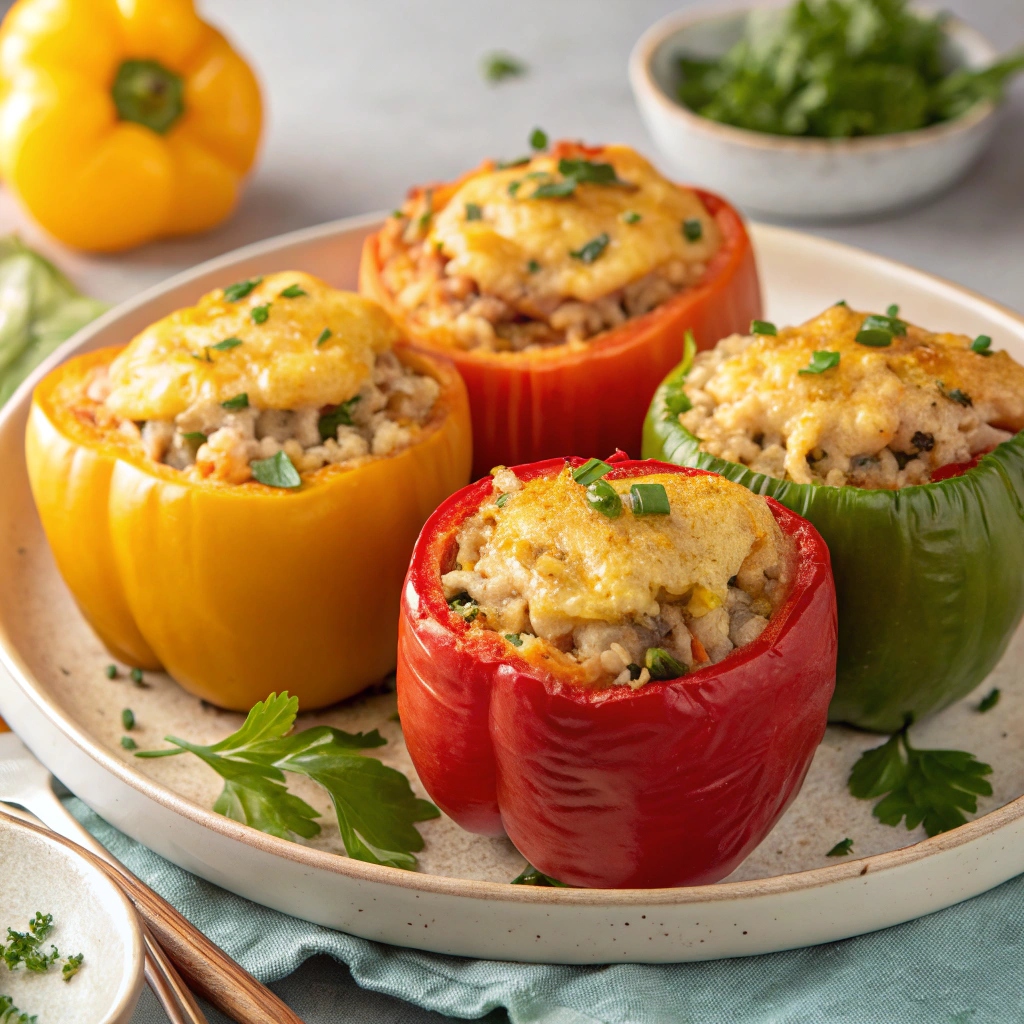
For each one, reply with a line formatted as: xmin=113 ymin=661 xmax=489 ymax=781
xmin=470 ymin=468 xmax=786 ymax=638
xmin=105 ymin=272 xmax=402 ymax=421
xmin=429 ymin=145 xmax=720 ymax=305
xmin=693 ymin=305 xmax=1024 ymax=484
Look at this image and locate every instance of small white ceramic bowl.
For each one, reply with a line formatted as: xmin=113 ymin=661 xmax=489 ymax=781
xmin=630 ymin=4 xmax=1002 ymax=221
xmin=0 ymin=812 xmax=144 ymax=1024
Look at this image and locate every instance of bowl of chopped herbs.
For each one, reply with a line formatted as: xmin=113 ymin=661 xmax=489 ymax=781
xmin=629 ymin=0 xmax=1024 ymax=220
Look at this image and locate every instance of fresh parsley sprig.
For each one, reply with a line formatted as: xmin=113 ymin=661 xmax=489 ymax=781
xmin=0 ymin=994 xmax=34 ymax=1023
xmin=848 ymin=722 xmax=992 ymax=837
xmin=136 ymin=693 xmax=439 ymax=870
xmin=0 ymin=912 xmax=82 ymax=982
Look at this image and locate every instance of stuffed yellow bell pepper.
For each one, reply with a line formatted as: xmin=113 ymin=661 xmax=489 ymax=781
xmin=25 ymin=272 xmax=472 ymax=710
xmin=0 ymin=0 xmax=262 ymax=252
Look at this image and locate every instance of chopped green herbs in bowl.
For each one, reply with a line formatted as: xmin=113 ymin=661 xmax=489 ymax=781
xmin=630 ymin=0 xmax=1019 ymax=220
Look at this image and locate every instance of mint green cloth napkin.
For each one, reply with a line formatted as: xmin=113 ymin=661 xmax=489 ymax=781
xmin=69 ymin=798 xmax=1023 ymax=1024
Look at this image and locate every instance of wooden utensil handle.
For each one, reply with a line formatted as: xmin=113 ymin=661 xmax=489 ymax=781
xmin=8 ymin=815 xmax=305 ymax=1024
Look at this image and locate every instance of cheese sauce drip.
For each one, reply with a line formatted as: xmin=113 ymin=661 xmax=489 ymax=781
xmin=106 ymin=272 xmax=402 ymax=421
xmin=430 ymin=145 xmax=720 ymax=307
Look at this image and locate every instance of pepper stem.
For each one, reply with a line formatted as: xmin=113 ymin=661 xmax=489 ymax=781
xmin=111 ymin=59 xmax=185 ymax=134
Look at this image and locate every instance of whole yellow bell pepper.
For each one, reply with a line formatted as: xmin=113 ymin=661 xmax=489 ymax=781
xmin=25 ymin=344 xmax=472 ymax=711
xmin=0 ymin=0 xmax=262 ymax=252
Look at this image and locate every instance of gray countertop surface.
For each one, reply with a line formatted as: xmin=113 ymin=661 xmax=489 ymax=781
xmin=0 ymin=0 xmax=1017 ymax=1020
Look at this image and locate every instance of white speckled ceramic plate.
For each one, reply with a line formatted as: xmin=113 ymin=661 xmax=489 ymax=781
xmin=0 ymin=810 xmax=144 ymax=1023
xmin=0 ymin=216 xmax=1022 ymax=964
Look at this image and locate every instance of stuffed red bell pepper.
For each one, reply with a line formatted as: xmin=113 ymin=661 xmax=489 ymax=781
xmin=359 ymin=137 xmax=761 ymax=477
xmin=397 ymin=454 xmax=837 ymax=888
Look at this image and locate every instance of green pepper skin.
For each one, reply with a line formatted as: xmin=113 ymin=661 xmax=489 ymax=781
xmin=642 ymin=342 xmax=1024 ymax=732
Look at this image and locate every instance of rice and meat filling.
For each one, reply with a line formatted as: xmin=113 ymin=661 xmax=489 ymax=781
xmin=378 ymin=144 xmax=721 ymax=353
xmin=80 ymin=271 xmax=440 ymax=485
xmin=441 ymin=466 xmax=791 ymax=689
xmin=680 ymin=305 xmax=1024 ymax=489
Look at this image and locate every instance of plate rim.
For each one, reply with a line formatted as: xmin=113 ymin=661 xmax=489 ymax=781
xmin=2 ymin=212 xmax=1023 ymax=908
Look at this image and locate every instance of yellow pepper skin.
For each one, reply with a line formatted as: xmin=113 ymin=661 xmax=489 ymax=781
xmin=26 ymin=345 xmax=472 ymax=710
xmin=0 ymin=0 xmax=263 ymax=252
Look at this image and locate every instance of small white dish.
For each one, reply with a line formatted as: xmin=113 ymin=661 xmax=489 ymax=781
xmin=629 ymin=4 xmax=1002 ymax=221
xmin=0 ymin=812 xmax=144 ymax=1024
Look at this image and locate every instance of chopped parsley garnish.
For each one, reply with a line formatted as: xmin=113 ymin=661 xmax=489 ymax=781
xmin=181 ymin=432 xmax=207 ymax=453
xmin=826 ymin=837 xmax=853 ymax=857
xmin=571 ymin=458 xmax=612 ymax=486
xmin=130 ymin=667 xmax=144 ymax=684
xmin=855 ymin=313 xmax=907 ymax=347
xmin=798 ymin=350 xmax=841 ymax=375
xmin=682 ymin=218 xmax=703 ymax=242
xmin=645 ymin=647 xmax=686 ymax=680
xmin=105 ymin=664 xmax=117 ymax=680
xmin=279 ymin=284 xmax=308 ymax=299
xmin=507 ymin=180 xmax=522 ymax=197
xmin=0 ymin=912 xmax=83 ymax=982
xmin=135 ymin=692 xmax=438 ymax=869
xmin=418 ymin=189 xmax=434 ymax=232
xmin=250 ymin=303 xmax=271 ymax=324
xmin=447 ymin=593 xmax=478 ymax=623
xmin=531 ymin=178 xmax=576 ymax=199
xmin=510 ymin=864 xmax=568 ymax=886
xmin=848 ymin=721 xmax=992 ymax=836
xmin=557 ymin=157 xmax=630 ymax=187
xmin=504 ymin=633 xmax=524 ymax=647
xmin=629 ymin=482 xmax=670 ymax=516
xmin=569 ymin=232 xmax=610 ymax=264
xmin=526 ymin=259 xmax=541 ymax=274
xmin=751 ymin=319 xmax=777 ymax=336
xmin=834 ymin=299 xmax=847 ymax=306
xmin=121 ymin=708 xmax=135 ymax=731
xmin=465 ymin=202 xmax=483 ymax=221
xmin=584 ymin=479 xmax=622 ymax=518
xmin=221 ymin=392 xmax=249 ymax=410
xmin=121 ymin=736 xmax=138 ymax=750
xmin=886 ymin=303 xmax=900 ymax=317
xmin=971 ymin=334 xmax=993 ymax=355
xmin=317 ymin=395 xmax=361 ymax=440
xmin=622 ymin=210 xmax=642 ymax=224
xmin=529 ymin=127 xmax=548 ymax=150
xmin=940 ymin=383 xmax=973 ymax=407
xmin=316 ymin=327 xmax=332 ymax=347
xmin=482 ymin=52 xmax=527 ymax=84
xmin=978 ymin=687 xmax=1000 ymax=712
xmin=211 ymin=337 xmax=242 ymax=351
xmin=251 ymin=450 xmax=301 ymax=489
xmin=495 ymin=492 xmax=511 ymax=508
xmin=911 ymin=430 xmax=934 ymax=452
xmin=0 ymin=994 xmax=33 ymax=1020
xmin=223 ymin=277 xmax=262 ymax=302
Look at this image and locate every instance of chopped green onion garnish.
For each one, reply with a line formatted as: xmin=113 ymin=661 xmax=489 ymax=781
xmin=585 ymin=479 xmax=622 ymax=518
xmin=210 ymin=337 xmax=242 ymax=351
xmin=465 ymin=202 xmax=483 ymax=221
xmin=571 ymin=458 xmax=612 ymax=486
xmin=482 ymin=53 xmax=526 ymax=83
xmin=221 ymin=392 xmax=249 ymax=410
xmin=645 ymin=647 xmax=686 ymax=680
xmin=317 ymin=395 xmax=361 ymax=440
xmin=826 ymin=838 xmax=853 ymax=857
xmin=251 ymin=450 xmax=301 ymax=489
xmin=529 ymin=127 xmax=548 ymax=150
xmin=682 ymin=218 xmax=703 ymax=242
xmin=856 ymin=313 xmax=907 ymax=347
xmin=508 ymin=180 xmax=522 ymax=197
xmin=223 ymin=277 xmax=262 ymax=302
xmin=751 ymin=319 xmax=777 ymax=336
xmin=622 ymin=210 xmax=642 ymax=224
xmin=971 ymin=334 xmax=992 ymax=355
xmin=629 ymin=482 xmax=670 ymax=516
xmin=105 ymin=664 xmax=117 ymax=680
xmin=495 ymin=492 xmax=511 ymax=508
xmin=504 ymin=633 xmax=524 ymax=647
xmin=447 ymin=593 xmax=478 ymax=623
xmin=526 ymin=259 xmax=541 ymax=274
xmin=121 ymin=708 xmax=135 ymax=731
xmin=798 ymin=350 xmax=841 ymax=375
xmin=569 ymin=232 xmax=610 ymax=264
xmin=130 ymin=667 xmax=144 ymax=684
xmin=181 ymin=431 xmax=207 ymax=448
xmin=316 ymin=327 xmax=332 ymax=346
xmin=279 ymin=284 xmax=307 ymax=299
xmin=531 ymin=178 xmax=576 ymax=199
xmin=250 ymin=303 xmax=271 ymax=324
xmin=978 ymin=687 xmax=1000 ymax=712
xmin=121 ymin=736 xmax=138 ymax=750
xmin=886 ymin=304 xmax=900 ymax=317
xmin=557 ymin=158 xmax=630 ymax=187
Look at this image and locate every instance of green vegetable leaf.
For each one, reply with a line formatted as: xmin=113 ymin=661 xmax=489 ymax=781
xmin=317 ymin=395 xmax=361 ymax=440
xmin=223 ymin=277 xmax=262 ymax=302
xmin=751 ymin=319 xmax=777 ymax=336
xmin=121 ymin=709 xmax=135 ymax=731
xmin=978 ymin=688 xmax=1000 ymax=712
xmin=569 ymin=233 xmax=610 ymax=264
xmin=278 ymin=284 xmax=307 ymax=299
xmin=251 ymin=303 xmax=271 ymax=324
xmin=662 ymin=329 xmax=697 ymax=419
xmin=482 ymin=52 xmax=527 ymax=83
xmin=848 ymin=725 xmax=992 ymax=837
xmin=682 ymin=218 xmax=703 ymax=242
xmin=316 ymin=327 xmax=332 ymax=347
xmin=447 ymin=592 xmax=478 ymax=622
xmin=134 ymin=692 xmax=436 ymax=869
xmin=826 ymin=838 xmax=853 ymax=857
xmin=221 ymin=392 xmax=249 ymax=410
xmin=798 ymin=350 xmax=841 ymax=375
xmin=251 ymin=450 xmax=301 ymax=489
xmin=120 ymin=736 xmax=138 ymax=750
xmin=970 ymin=334 xmax=992 ymax=355
xmin=510 ymin=864 xmax=569 ymax=886
xmin=529 ymin=127 xmax=548 ymax=150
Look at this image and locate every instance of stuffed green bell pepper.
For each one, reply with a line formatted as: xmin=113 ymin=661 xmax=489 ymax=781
xmin=642 ymin=303 xmax=1024 ymax=732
